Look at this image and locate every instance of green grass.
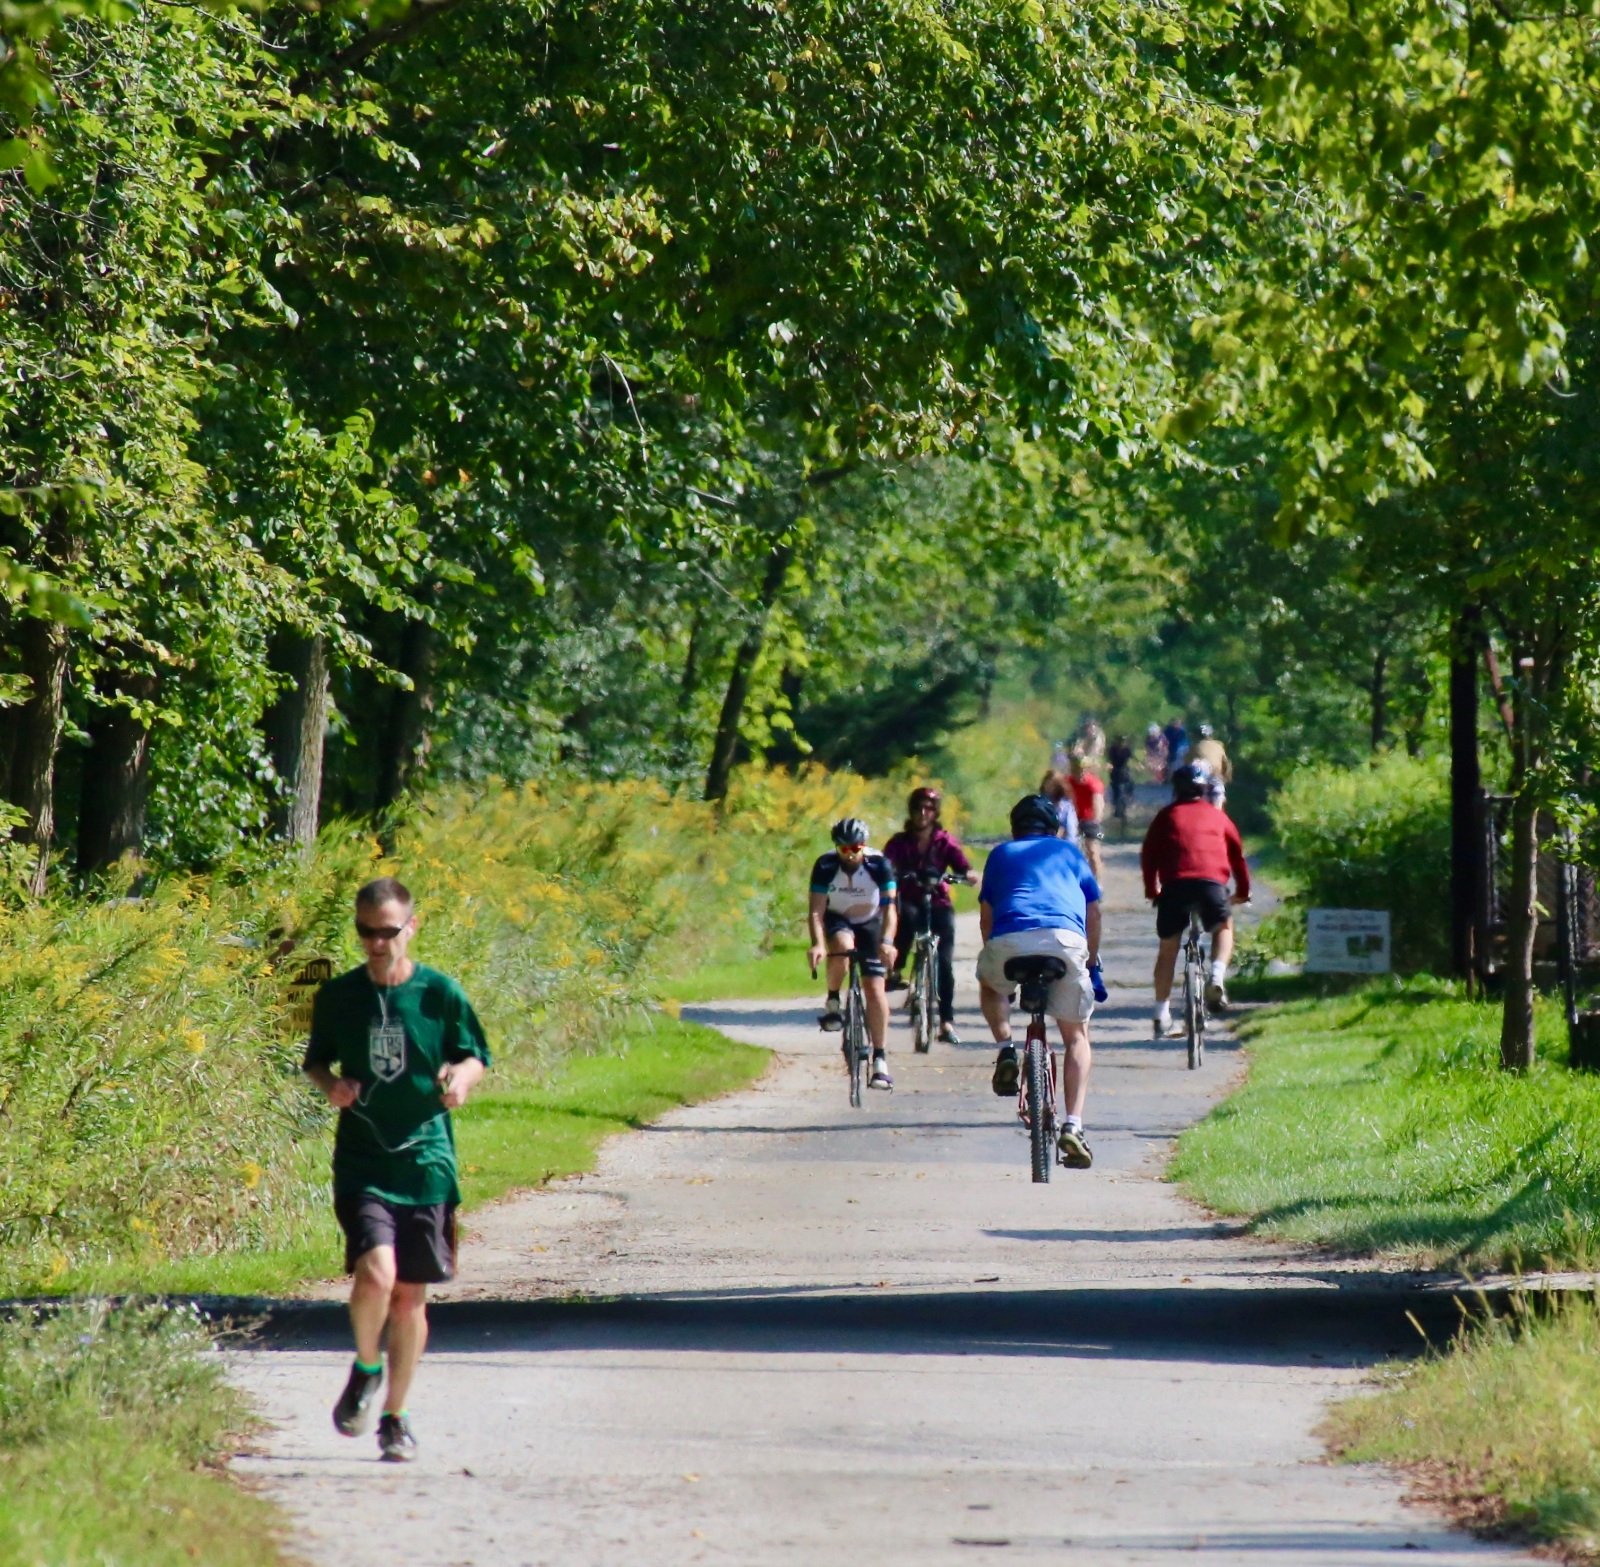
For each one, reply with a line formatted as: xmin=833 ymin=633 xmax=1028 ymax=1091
xmin=0 ymin=1302 xmax=288 ymax=1567
xmin=51 ymin=1013 xmax=768 ymax=1299
xmin=1327 ymin=1296 xmax=1600 ymax=1560
xmin=1171 ymin=976 xmax=1600 ymax=1270
xmin=659 ymin=940 xmax=817 ymax=1002
xmin=454 ymin=1012 xmax=769 ymax=1201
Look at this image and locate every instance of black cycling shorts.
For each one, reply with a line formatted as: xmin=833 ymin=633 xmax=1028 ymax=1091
xmin=822 ymin=910 xmax=888 ymax=977
xmin=1155 ymin=878 xmax=1232 ymax=941
xmin=335 ymin=1193 xmax=458 ymax=1284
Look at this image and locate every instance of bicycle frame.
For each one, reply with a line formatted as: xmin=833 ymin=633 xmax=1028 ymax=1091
xmin=843 ymin=948 xmax=870 ymax=1107
xmin=1005 ymin=958 xmax=1065 ymax=1183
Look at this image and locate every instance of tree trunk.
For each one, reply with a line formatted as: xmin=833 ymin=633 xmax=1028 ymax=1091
xmin=1370 ymin=650 xmax=1388 ymax=751
xmin=263 ymin=631 xmax=330 ymax=849
xmin=1449 ymin=611 xmax=1482 ymax=985
xmin=374 ymin=617 xmax=434 ymax=813
xmin=77 ymin=667 xmax=158 ymax=877
xmin=1499 ymin=787 xmax=1539 ymax=1070
xmin=9 ymin=613 xmax=70 ymax=896
xmin=704 ymin=541 xmax=793 ymax=803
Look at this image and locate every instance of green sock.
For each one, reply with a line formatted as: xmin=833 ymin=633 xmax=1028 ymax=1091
xmin=355 ymin=1358 xmax=383 ymax=1376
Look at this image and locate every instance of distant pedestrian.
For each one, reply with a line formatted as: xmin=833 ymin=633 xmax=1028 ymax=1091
xmin=1190 ymin=725 xmax=1232 ymax=807
xmin=1039 ymin=768 xmax=1082 ymax=843
xmin=1067 ymin=753 xmax=1107 ymax=881
xmin=1108 ymin=735 xmax=1135 ymax=825
xmin=1162 ymin=717 xmax=1189 ymax=772
xmin=1144 ymin=723 xmax=1169 ymax=784
xmin=1076 ymin=716 xmax=1106 ymax=764
xmin=303 ymin=876 xmax=490 ymax=1462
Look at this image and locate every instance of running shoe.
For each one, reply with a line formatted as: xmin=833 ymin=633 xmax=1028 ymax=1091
xmin=869 ymin=1054 xmax=893 ymax=1090
xmin=1205 ymin=981 xmax=1228 ymax=1013
xmin=332 ymin=1361 xmax=383 ymax=1437
xmin=990 ymin=1044 xmax=1019 ymax=1097
xmin=1057 ymin=1126 xmax=1094 ymax=1169
xmin=938 ymin=1021 xmax=961 ymax=1045
xmin=819 ymin=1004 xmax=844 ymax=1032
xmin=377 ymin=1411 xmax=418 ymax=1462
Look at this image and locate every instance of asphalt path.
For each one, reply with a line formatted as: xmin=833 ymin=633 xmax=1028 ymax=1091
xmin=229 ymin=836 xmax=1534 ymax=1566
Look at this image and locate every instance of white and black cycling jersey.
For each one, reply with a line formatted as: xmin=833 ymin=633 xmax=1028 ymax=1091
xmin=808 ymin=850 xmax=897 ymax=924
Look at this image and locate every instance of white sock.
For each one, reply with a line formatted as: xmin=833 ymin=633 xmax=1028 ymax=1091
xmin=1154 ymin=1001 xmax=1171 ymax=1023
xmin=1064 ymin=1115 xmax=1083 ymax=1134
xmin=1210 ymin=959 xmax=1226 ymax=985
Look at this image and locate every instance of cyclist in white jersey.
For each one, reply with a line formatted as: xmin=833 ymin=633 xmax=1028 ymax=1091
xmin=807 ymin=817 xmax=898 ymax=1090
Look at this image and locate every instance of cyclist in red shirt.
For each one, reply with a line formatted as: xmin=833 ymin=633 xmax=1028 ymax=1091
xmin=1066 ymin=754 xmax=1106 ymax=881
xmin=1139 ymin=761 xmax=1251 ymax=1035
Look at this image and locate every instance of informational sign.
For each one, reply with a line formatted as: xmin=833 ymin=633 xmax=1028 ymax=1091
xmin=1305 ymin=909 xmax=1391 ymax=974
xmin=285 ymin=956 xmax=334 ymax=1036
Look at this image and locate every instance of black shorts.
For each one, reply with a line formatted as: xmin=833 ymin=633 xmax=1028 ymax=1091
xmin=822 ymin=911 xmax=887 ymax=977
xmin=334 ymin=1193 xmax=458 ymax=1284
xmin=1155 ymin=879 xmax=1232 ymax=941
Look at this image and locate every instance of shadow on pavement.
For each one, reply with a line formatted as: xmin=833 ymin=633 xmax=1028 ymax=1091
xmin=208 ymin=1281 xmax=1507 ymax=1368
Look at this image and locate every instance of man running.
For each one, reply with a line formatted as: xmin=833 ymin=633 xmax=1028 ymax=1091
xmin=303 ymin=876 xmax=490 ymax=1462
xmin=1140 ymin=762 xmax=1251 ymax=1035
xmin=977 ymin=794 xmax=1103 ymax=1169
xmin=883 ymin=787 xmax=978 ymax=1044
xmin=808 ymin=818 xmax=898 ymax=1090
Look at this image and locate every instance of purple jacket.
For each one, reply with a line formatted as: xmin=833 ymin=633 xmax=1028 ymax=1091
xmin=882 ymin=828 xmax=973 ymax=911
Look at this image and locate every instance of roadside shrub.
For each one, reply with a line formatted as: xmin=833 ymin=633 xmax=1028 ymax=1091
xmin=0 ymin=764 xmax=909 ymax=1292
xmin=1270 ymin=752 xmax=1450 ymax=971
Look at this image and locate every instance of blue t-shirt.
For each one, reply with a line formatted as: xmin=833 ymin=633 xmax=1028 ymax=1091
xmin=980 ymin=836 xmax=1101 ymax=938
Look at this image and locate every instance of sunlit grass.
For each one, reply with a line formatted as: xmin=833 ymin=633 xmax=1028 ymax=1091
xmin=1171 ymin=977 xmax=1597 ymax=1270
xmin=1328 ymin=1295 xmax=1600 ymax=1559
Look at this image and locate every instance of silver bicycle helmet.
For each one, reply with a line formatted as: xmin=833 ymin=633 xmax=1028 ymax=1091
xmin=831 ymin=817 xmax=870 ymax=847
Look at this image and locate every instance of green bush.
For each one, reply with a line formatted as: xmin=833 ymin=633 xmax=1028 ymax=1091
xmin=1271 ymin=752 xmax=1450 ymax=972
xmin=0 ymin=766 xmax=905 ymax=1294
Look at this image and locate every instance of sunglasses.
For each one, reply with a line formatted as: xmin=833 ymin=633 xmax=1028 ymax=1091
xmin=355 ymin=920 xmax=409 ymax=940
xmin=837 ymin=842 xmax=867 ymax=855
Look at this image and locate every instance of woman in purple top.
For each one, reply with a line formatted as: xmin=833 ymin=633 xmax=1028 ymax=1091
xmin=883 ymin=787 xmax=979 ymax=1042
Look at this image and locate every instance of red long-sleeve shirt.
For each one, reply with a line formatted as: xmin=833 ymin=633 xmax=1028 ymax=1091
xmin=1140 ymin=800 xmax=1251 ymax=901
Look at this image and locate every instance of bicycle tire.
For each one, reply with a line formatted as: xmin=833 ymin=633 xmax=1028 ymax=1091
xmin=914 ymin=937 xmax=934 ymax=1052
xmin=1026 ymin=1039 xmax=1053 ymax=1183
xmin=847 ymin=985 xmax=866 ymax=1108
xmin=1185 ymin=949 xmax=1204 ymax=1070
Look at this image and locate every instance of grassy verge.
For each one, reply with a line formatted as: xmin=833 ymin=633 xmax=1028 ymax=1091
xmin=0 ymin=1302 xmax=288 ymax=1567
xmin=1327 ymin=1296 xmax=1600 ymax=1560
xmin=660 ymin=940 xmax=816 ymax=1002
xmin=54 ymin=1013 xmax=768 ymax=1299
xmin=1171 ymin=976 xmax=1593 ymax=1270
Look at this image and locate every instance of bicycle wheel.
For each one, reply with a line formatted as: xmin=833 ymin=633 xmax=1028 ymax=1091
xmin=913 ymin=938 xmax=934 ymax=1052
xmin=847 ymin=987 xmax=866 ymax=1108
xmin=1026 ymin=1038 xmax=1053 ymax=1183
xmin=1184 ymin=951 xmax=1204 ymax=1070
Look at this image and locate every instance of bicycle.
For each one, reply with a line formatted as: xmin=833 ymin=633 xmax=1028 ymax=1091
xmin=816 ymin=949 xmax=871 ymax=1108
xmin=1004 ymin=953 xmax=1065 ymax=1183
xmin=1181 ymin=907 xmax=1207 ymax=1070
xmin=903 ymin=870 xmax=961 ymax=1054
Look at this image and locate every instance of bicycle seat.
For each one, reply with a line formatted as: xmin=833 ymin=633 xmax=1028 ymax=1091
xmin=1003 ymin=955 xmax=1068 ymax=984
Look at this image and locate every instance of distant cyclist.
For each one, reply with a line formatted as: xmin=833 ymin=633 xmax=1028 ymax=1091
xmin=883 ymin=787 xmax=978 ymax=1045
xmin=1139 ymin=762 xmax=1251 ymax=1035
xmin=1108 ymin=735 xmax=1135 ymax=825
xmin=1190 ymin=724 xmax=1232 ymax=806
xmin=1066 ymin=753 xmax=1106 ymax=880
xmin=1144 ymin=723 xmax=1169 ymax=785
xmin=808 ymin=818 xmax=898 ymax=1090
xmin=977 ymin=794 xmax=1103 ymax=1170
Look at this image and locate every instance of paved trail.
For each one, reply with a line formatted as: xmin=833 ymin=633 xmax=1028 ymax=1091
xmin=232 ymin=840 xmax=1531 ymax=1566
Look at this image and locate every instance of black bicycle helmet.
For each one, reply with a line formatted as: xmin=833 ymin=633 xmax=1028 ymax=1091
xmin=831 ymin=817 xmax=870 ymax=847
xmin=1171 ymin=760 xmax=1213 ymax=803
xmin=1009 ymin=793 xmax=1064 ymax=839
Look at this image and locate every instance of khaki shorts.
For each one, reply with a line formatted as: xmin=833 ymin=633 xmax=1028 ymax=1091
xmin=976 ymin=928 xmax=1094 ymax=1023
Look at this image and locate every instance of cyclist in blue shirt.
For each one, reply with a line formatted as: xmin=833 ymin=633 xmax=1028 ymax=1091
xmin=976 ymin=794 xmax=1103 ymax=1169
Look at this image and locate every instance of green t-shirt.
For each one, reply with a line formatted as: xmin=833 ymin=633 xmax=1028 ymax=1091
xmin=302 ymin=962 xmax=491 ymax=1206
